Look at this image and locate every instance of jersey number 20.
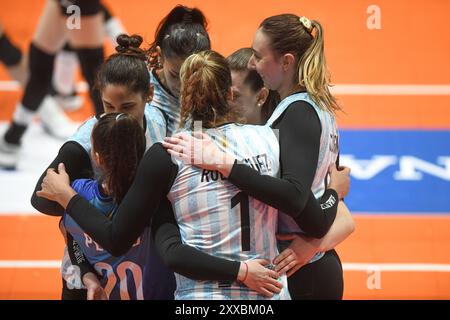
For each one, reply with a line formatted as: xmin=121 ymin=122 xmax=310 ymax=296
xmin=95 ymin=261 xmax=143 ymax=300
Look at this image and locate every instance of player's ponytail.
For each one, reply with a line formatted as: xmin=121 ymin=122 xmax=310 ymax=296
xmin=180 ymin=50 xmax=236 ymax=129
xmin=260 ymin=14 xmax=340 ymax=113
xmin=148 ymin=5 xmax=211 ymax=69
xmin=92 ymin=113 xmax=146 ymax=204
xmin=97 ymin=34 xmax=151 ymax=101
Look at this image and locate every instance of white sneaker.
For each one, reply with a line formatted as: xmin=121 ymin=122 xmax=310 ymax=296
xmin=39 ymin=95 xmax=79 ymax=140
xmin=0 ymin=136 xmax=20 ymax=170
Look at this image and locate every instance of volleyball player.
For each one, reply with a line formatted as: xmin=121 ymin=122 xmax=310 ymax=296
xmin=163 ymin=14 xmax=353 ymax=299
xmin=0 ymin=0 xmax=105 ymax=169
xmin=32 ymin=34 xmax=171 ymax=299
xmin=146 ymin=5 xmax=211 ymax=135
xmin=62 ymin=112 xmax=174 ymax=299
xmin=35 ymin=50 xmax=348 ymax=299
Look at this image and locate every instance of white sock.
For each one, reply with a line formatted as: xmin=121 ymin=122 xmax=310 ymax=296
xmin=13 ymin=103 xmax=36 ymax=126
xmin=53 ymin=49 xmax=78 ymax=96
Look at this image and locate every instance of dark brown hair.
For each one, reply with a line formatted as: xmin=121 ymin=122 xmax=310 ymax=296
xmin=92 ymin=113 xmax=145 ymax=204
xmin=148 ymin=5 xmax=211 ymax=69
xmin=97 ymin=34 xmax=150 ymax=100
xmin=227 ymin=48 xmax=280 ymax=122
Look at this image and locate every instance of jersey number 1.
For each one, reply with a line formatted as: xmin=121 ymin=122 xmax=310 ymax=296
xmin=231 ymin=192 xmax=250 ymax=251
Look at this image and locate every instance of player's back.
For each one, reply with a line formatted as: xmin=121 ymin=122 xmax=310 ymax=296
xmin=63 ymin=179 xmax=175 ymax=300
xmin=168 ymin=123 xmax=290 ymax=300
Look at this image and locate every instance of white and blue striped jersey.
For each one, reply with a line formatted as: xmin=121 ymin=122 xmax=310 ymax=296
xmin=168 ymin=123 xmax=290 ymax=300
xmin=68 ymin=105 xmax=167 ymax=155
xmin=266 ymin=92 xmax=339 ymax=263
xmin=149 ymin=69 xmax=180 ymax=136
xmin=63 ymin=179 xmax=175 ymax=300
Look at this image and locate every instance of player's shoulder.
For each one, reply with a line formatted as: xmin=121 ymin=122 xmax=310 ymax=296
xmin=230 ymin=123 xmax=275 ymax=138
xmin=77 ymin=116 xmax=98 ymax=131
xmin=67 ymin=116 xmax=98 ymax=143
xmin=144 ymin=105 xmax=167 ymax=125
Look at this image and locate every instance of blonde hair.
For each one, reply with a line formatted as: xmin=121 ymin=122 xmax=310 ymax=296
xmin=260 ymin=14 xmax=340 ymax=113
xmin=180 ymin=50 xmax=236 ymax=128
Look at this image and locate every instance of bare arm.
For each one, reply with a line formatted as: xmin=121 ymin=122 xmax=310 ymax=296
xmin=274 ymin=202 xmax=354 ymax=276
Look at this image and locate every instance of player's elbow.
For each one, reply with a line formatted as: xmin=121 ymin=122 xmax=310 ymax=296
xmin=295 ymin=215 xmax=334 ymax=239
xmin=30 ymin=192 xmax=62 ymax=216
xmin=30 ymin=193 xmax=39 ymax=211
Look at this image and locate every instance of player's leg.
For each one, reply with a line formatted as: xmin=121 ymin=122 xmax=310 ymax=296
xmin=68 ymin=0 xmax=104 ymax=116
xmin=0 ymin=0 xmax=67 ymax=169
xmin=0 ymin=22 xmax=28 ymax=85
xmin=100 ymin=1 xmax=127 ymax=46
xmin=287 ymin=249 xmax=344 ymax=300
xmin=51 ymin=42 xmax=83 ymax=111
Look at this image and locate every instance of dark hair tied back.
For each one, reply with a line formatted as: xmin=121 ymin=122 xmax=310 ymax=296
xmin=115 ymin=34 xmax=147 ymax=61
xmin=182 ymin=11 xmax=193 ymax=24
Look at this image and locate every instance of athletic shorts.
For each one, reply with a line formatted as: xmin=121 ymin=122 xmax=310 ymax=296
xmin=55 ymin=0 xmax=101 ymax=17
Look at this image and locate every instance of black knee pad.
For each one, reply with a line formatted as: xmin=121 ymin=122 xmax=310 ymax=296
xmin=0 ymin=33 xmax=22 ymax=66
xmin=21 ymin=43 xmax=55 ymax=112
xmin=56 ymin=0 xmax=101 ymax=17
xmin=100 ymin=2 xmax=113 ymax=22
xmin=76 ymin=47 xmax=104 ymax=115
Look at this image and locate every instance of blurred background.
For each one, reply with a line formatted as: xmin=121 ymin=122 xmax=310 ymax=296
xmin=0 ymin=0 xmax=449 ymax=299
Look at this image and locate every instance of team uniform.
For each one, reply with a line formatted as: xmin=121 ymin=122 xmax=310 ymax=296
xmin=63 ymin=179 xmax=175 ymax=299
xmin=168 ymin=123 xmax=290 ymax=300
xmin=60 ymin=105 xmax=168 ymax=295
xmin=55 ymin=0 xmax=101 ymax=17
xmin=149 ymin=69 xmax=181 ymax=136
xmin=69 ymin=105 xmax=167 ymax=155
xmin=266 ymin=92 xmax=339 ymax=264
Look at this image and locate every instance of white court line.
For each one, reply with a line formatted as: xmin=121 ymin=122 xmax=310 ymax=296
xmin=331 ymin=84 xmax=450 ymax=96
xmin=0 ymin=260 xmax=61 ymax=268
xmin=344 ymin=263 xmax=450 ymax=272
xmin=1 ymin=261 xmax=450 ymax=272
xmin=0 ymin=81 xmax=88 ymax=92
xmin=1 ymin=81 xmax=450 ymax=95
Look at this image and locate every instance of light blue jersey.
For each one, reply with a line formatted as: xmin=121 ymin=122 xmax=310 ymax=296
xmin=267 ymin=92 xmax=339 ymax=263
xmin=68 ymin=105 xmax=167 ymax=154
xmin=168 ymin=123 xmax=290 ymax=300
xmin=63 ymin=179 xmax=176 ymax=300
xmin=149 ymin=69 xmax=180 ymax=136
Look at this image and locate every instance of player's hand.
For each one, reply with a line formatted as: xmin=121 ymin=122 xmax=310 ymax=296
xmin=238 ymin=259 xmax=283 ymax=298
xmin=36 ymin=162 xmax=76 ymax=208
xmin=83 ymin=272 xmax=108 ymax=300
xmin=274 ymin=233 xmax=320 ymax=277
xmin=163 ymin=132 xmax=235 ymax=176
xmin=328 ymin=164 xmax=351 ymax=200
xmin=87 ymin=283 xmax=108 ymax=300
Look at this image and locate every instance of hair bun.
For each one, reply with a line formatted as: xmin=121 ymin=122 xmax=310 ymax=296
xmin=115 ymin=34 xmax=146 ymax=60
xmin=116 ymin=34 xmax=143 ymax=52
xmin=129 ymin=34 xmax=143 ymax=48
